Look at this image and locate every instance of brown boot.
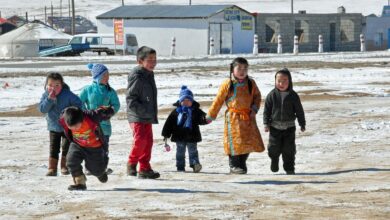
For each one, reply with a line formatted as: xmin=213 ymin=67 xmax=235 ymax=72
xmin=46 ymin=157 xmax=58 ymax=176
xmin=60 ymin=156 xmax=70 ymax=175
xmin=68 ymin=175 xmax=87 ymax=191
xmin=127 ymin=164 xmax=137 ymax=176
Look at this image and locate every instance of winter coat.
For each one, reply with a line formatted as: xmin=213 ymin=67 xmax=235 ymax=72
xmin=79 ymin=82 xmax=120 ymax=136
xmin=162 ymin=101 xmax=208 ymax=143
xmin=59 ymin=108 xmax=114 ymax=149
xmin=208 ymin=78 xmax=265 ymax=156
xmin=38 ymin=84 xmax=82 ymax=132
xmin=263 ymin=71 xmax=305 ymax=130
xmin=126 ymin=66 xmax=158 ymax=124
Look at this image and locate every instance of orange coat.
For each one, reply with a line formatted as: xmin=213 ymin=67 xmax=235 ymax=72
xmin=208 ymin=78 xmax=265 ymax=155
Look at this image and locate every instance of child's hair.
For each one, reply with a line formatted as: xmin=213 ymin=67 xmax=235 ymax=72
xmin=63 ymin=106 xmax=84 ymax=127
xmin=44 ymin=72 xmax=64 ymax=89
xmin=228 ymin=57 xmax=252 ymax=94
xmin=137 ymin=46 xmax=156 ymax=61
xmin=275 ymin=68 xmax=291 ymax=77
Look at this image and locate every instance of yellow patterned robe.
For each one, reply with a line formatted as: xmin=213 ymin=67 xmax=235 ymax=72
xmin=208 ymin=78 xmax=265 ymax=155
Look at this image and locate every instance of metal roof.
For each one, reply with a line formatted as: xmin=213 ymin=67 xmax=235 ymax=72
xmin=96 ymin=5 xmax=248 ymax=19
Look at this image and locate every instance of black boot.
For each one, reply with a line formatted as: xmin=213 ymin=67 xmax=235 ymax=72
xmin=138 ymin=169 xmax=160 ymax=179
xmin=271 ymin=158 xmax=279 ymax=172
xmin=97 ymin=173 xmax=108 ymax=183
xmin=127 ymin=164 xmax=137 ymax=176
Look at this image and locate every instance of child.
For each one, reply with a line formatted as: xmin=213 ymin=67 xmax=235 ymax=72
xmin=126 ymin=46 xmax=160 ymax=179
xmin=162 ymin=85 xmax=209 ymax=173
xmin=207 ymin=57 xmax=265 ymax=174
xmin=38 ymin=72 xmax=82 ymax=176
xmin=263 ymin=68 xmax=305 ymax=175
xmin=59 ymin=106 xmax=114 ymax=190
xmin=79 ymin=63 xmax=120 ymax=174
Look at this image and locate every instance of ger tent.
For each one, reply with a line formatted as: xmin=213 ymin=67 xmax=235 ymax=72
xmin=0 ymin=22 xmax=71 ymax=57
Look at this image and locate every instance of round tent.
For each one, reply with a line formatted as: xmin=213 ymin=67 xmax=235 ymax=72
xmin=0 ymin=22 xmax=71 ymax=57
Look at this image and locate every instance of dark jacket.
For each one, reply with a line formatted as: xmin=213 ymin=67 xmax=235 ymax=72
xmin=263 ymin=71 xmax=306 ymax=129
xmin=38 ymin=83 xmax=83 ymax=132
xmin=59 ymin=108 xmax=114 ymax=149
xmin=162 ymin=101 xmax=208 ymax=143
xmin=126 ymin=66 xmax=158 ymax=124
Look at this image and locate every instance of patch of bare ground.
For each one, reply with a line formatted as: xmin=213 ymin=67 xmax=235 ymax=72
xmin=367 ymin=81 xmax=390 ymax=86
xmin=0 ymin=104 xmax=42 ymax=117
xmin=294 ymin=81 xmax=323 ymax=87
xmin=341 ymin=92 xmax=375 ymax=97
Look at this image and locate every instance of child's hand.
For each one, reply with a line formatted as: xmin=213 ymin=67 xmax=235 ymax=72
xmin=264 ymin=126 xmax=269 ymax=132
xmin=47 ymin=86 xmax=56 ymax=100
xmin=206 ymin=119 xmax=212 ymax=124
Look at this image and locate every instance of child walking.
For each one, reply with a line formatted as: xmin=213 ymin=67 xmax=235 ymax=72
xmin=79 ymin=63 xmax=120 ymax=174
xmin=38 ymin=72 xmax=82 ymax=176
xmin=126 ymin=46 xmax=160 ymax=179
xmin=60 ymin=106 xmax=115 ymax=190
xmin=263 ymin=68 xmax=305 ymax=175
xmin=207 ymin=57 xmax=265 ymax=174
xmin=162 ymin=85 xmax=209 ymax=173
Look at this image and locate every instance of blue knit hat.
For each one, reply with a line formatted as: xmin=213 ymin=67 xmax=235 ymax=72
xmin=179 ymin=85 xmax=194 ymax=102
xmin=87 ymin=63 xmax=108 ymax=83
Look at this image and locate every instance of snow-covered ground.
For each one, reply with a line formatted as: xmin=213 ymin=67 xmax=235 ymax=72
xmin=0 ymin=52 xmax=390 ymax=219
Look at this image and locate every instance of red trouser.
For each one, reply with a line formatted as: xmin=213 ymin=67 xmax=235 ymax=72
xmin=128 ymin=122 xmax=153 ymax=171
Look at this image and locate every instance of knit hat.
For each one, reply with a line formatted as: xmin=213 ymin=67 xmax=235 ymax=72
xmin=87 ymin=63 xmax=108 ymax=83
xmin=179 ymin=85 xmax=194 ymax=102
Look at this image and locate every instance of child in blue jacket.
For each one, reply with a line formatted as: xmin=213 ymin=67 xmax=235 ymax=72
xmin=38 ymin=72 xmax=82 ymax=176
xmin=79 ymin=63 xmax=120 ymax=174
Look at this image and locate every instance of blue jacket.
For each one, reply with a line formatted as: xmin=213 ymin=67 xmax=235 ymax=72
xmin=38 ymin=84 xmax=83 ymax=132
xmin=79 ymin=82 xmax=120 ymax=136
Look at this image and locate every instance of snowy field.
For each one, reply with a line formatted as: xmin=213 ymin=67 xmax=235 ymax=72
xmin=0 ymin=52 xmax=390 ymax=219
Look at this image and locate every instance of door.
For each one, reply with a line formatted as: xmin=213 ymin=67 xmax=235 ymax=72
xmin=330 ymin=23 xmax=336 ymax=51
xmin=209 ymin=23 xmax=233 ymax=54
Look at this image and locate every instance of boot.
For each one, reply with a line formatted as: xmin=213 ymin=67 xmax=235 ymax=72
xmin=97 ymin=172 xmax=108 ymax=183
xmin=192 ymin=164 xmax=202 ymax=173
xmin=60 ymin=156 xmax=70 ymax=175
xmin=271 ymin=158 xmax=279 ymax=173
xmin=46 ymin=157 xmax=58 ymax=176
xmin=127 ymin=164 xmax=137 ymax=176
xmin=138 ymin=169 xmax=160 ymax=179
xmin=68 ymin=175 xmax=87 ymax=191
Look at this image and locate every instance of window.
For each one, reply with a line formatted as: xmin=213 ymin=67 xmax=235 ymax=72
xmin=265 ymin=20 xmax=280 ymax=43
xmin=295 ymin=20 xmax=309 ymax=43
xmin=86 ymin=37 xmax=100 ymax=45
xmin=126 ymin=35 xmax=138 ymax=46
xmin=69 ymin=37 xmax=82 ymax=44
xmin=340 ymin=19 xmax=354 ymax=42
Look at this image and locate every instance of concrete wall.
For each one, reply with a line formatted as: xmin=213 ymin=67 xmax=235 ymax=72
xmin=365 ymin=16 xmax=390 ymax=51
xmin=255 ymin=13 xmax=364 ymax=53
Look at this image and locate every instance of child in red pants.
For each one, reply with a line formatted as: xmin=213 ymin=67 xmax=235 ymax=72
xmin=125 ymin=46 xmax=160 ymax=179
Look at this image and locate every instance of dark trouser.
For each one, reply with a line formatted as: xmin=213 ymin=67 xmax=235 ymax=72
xmin=104 ymin=135 xmax=110 ymax=168
xmin=67 ymin=142 xmax=107 ymax=177
xmin=229 ymin=154 xmax=250 ymax=171
xmin=268 ymin=126 xmax=296 ymax=172
xmin=176 ymin=141 xmax=200 ymax=169
xmin=49 ymin=131 xmax=70 ymax=159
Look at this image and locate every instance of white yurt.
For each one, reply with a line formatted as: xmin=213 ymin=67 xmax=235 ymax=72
xmin=0 ymin=22 xmax=71 ymax=57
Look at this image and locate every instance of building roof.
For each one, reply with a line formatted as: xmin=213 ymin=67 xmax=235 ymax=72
xmin=97 ymin=5 xmax=250 ymax=19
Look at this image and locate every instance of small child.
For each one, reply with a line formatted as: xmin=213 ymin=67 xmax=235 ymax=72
xmin=38 ymin=72 xmax=82 ymax=176
xmin=126 ymin=46 xmax=160 ymax=179
xmin=162 ymin=85 xmax=209 ymax=173
xmin=207 ymin=57 xmax=265 ymax=174
xmin=263 ymin=68 xmax=306 ymax=175
xmin=59 ymin=106 xmax=114 ymax=190
xmin=79 ymin=63 xmax=120 ymax=174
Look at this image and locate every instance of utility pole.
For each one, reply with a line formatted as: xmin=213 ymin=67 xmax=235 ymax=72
xmin=60 ymin=0 xmax=63 ymax=17
xmin=45 ymin=6 xmax=47 ymax=23
xmin=71 ymin=0 xmax=75 ymax=35
xmin=189 ymin=0 xmax=192 ymax=5
xmin=68 ymin=0 xmax=71 ymax=18
xmin=291 ymin=0 xmax=294 ymax=14
xmin=51 ymin=2 xmax=54 ymax=27
xmin=25 ymin=12 xmax=28 ymax=23
xmin=122 ymin=0 xmax=124 ymax=6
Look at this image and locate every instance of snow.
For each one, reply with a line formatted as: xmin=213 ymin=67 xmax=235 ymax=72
xmin=0 ymin=51 xmax=390 ymax=218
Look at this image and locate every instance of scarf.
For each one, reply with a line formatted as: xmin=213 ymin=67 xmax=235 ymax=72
xmin=176 ymin=106 xmax=192 ymax=129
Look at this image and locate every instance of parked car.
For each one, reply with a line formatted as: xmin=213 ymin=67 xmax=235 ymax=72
xmin=68 ymin=33 xmax=138 ymax=55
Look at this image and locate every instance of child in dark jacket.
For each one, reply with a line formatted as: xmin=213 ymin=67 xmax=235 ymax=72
xmin=162 ymin=86 xmax=209 ymax=173
xmin=38 ymin=72 xmax=82 ymax=176
xmin=263 ymin=68 xmax=306 ymax=175
xmin=59 ymin=106 xmax=114 ymax=190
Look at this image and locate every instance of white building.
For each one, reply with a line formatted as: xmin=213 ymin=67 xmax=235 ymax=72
xmin=96 ymin=5 xmax=255 ymax=56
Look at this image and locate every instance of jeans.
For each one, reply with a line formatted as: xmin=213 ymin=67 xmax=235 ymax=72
xmin=176 ymin=141 xmax=200 ymax=169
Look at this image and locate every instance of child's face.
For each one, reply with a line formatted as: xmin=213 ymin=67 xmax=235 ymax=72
xmin=100 ymin=72 xmax=109 ymax=85
xmin=233 ymin=63 xmax=248 ymax=80
xmin=46 ymin=79 xmax=63 ymax=95
xmin=275 ymin=73 xmax=289 ymax=91
xmin=68 ymin=122 xmax=82 ymax=131
xmin=138 ymin=53 xmax=157 ymax=72
xmin=181 ymin=98 xmax=193 ymax=107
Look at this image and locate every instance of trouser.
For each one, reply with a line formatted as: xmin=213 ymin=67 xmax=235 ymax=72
xmin=229 ymin=154 xmax=250 ymax=171
xmin=176 ymin=141 xmax=200 ymax=169
xmin=49 ymin=131 xmax=70 ymax=159
xmin=268 ymin=126 xmax=296 ymax=172
xmin=66 ymin=142 xmax=106 ymax=177
xmin=128 ymin=122 xmax=153 ymax=172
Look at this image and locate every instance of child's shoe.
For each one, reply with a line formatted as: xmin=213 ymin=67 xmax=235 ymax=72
xmin=127 ymin=164 xmax=137 ymax=176
xmin=192 ymin=164 xmax=202 ymax=173
xmin=97 ymin=173 xmax=108 ymax=183
xmin=68 ymin=175 xmax=87 ymax=191
xmin=230 ymin=167 xmax=247 ymax=174
xmin=106 ymin=168 xmax=113 ymax=175
xmin=271 ymin=159 xmax=279 ymax=172
xmin=46 ymin=157 xmax=58 ymax=176
xmin=60 ymin=156 xmax=69 ymax=175
xmin=286 ymin=170 xmax=295 ymax=175
xmin=138 ymin=169 xmax=160 ymax=179
xmin=46 ymin=169 xmax=57 ymax=176
xmin=177 ymin=167 xmax=185 ymax=172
